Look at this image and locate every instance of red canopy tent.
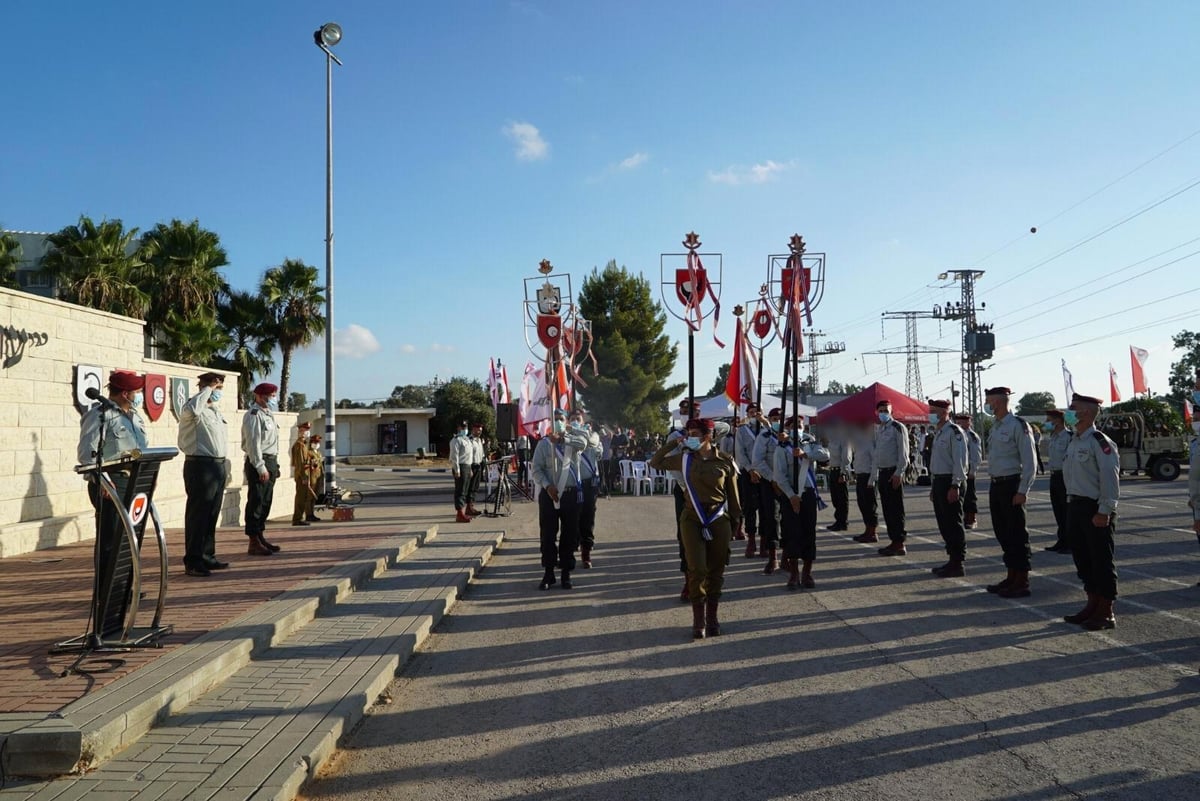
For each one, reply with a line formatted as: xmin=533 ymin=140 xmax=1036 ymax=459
xmin=814 ymin=382 xmax=930 ymax=425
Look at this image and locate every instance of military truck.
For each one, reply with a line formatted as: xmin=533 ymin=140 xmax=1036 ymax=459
xmin=1097 ymin=412 xmax=1187 ymax=481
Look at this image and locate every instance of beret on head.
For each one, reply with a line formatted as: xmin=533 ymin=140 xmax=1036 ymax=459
xmin=253 ymin=382 xmax=278 ymax=395
xmin=298 ymin=421 xmax=311 ymax=429
xmin=767 ymin=407 xmax=783 ymax=418
xmin=1045 ymin=409 xmax=1065 ymax=419
xmin=108 ymin=370 xmax=144 ymax=392
xmin=953 ymin=413 xmax=971 ymax=421
xmin=928 ymin=399 xmax=951 ymax=409
xmin=197 ymin=371 xmax=225 ymax=385
xmin=685 ymin=417 xmax=715 ymax=432
xmin=1070 ymin=393 xmax=1103 ymax=408
xmin=984 ymin=386 xmax=1013 ymax=397
xmin=875 ymin=399 xmax=892 ymax=410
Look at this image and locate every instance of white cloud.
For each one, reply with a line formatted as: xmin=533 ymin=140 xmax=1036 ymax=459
xmin=708 ymin=159 xmax=797 ymax=185
xmin=618 ymin=152 xmax=649 ymax=170
xmin=400 ymin=344 xmax=417 ymax=354
xmin=333 ymin=324 xmax=381 ymax=359
xmin=430 ymin=343 xmax=457 ymax=353
xmin=502 ymin=121 xmax=549 ymax=161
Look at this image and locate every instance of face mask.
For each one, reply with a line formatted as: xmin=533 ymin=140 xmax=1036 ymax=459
xmin=1042 ymin=422 xmax=1054 ymax=432
xmin=928 ymin=413 xmax=940 ymax=425
xmin=878 ymin=412 xmax=892 ymax=424
xmin=1063 ymin=410 xmax=1079 ymax=426
xmin=267 ymin=397 xmax=278 ymax=411
xmin=684 ymin=436 xmax=701 ymax=451
xmin=209 ymin=389 xmax=223 ymax=403
xmin=553 ymin=420 xmax=566 ymax=434
xmin=457 ymin=429 xmax=467 ymax=437
xmin=771 ymin=421 xmax=781 ymax=432
xmin=131 ymin=392 xmax=144 ymax=408
xmin=983 ymin=403 xmax=994 ymax=416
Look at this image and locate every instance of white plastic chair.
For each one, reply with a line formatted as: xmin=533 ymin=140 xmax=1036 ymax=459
xmin=618 ymin=459 xmax=635 ymax=494
xmin=650 ymin=467 xmax=675 ymax=495
xmin=631 ymin=461 xmax=653 ymax=496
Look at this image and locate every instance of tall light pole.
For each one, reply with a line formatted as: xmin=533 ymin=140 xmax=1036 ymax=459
xmin=314 ymin=22 xmax=342 ymax=494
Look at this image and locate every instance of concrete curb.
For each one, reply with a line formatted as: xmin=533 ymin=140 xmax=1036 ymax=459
xmin=348 ymin=467 xmax=450 ymax=473
xmin=1 ymin=526 xmax=439 ymax=778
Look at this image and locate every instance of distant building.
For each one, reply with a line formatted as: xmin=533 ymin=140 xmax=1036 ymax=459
xmin=3 ymin=231 xmax=56 ymax=298
xmin=298 ymin=408 xmax=436 ymax=456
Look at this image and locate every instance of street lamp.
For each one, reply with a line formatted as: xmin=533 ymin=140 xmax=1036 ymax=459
xmin=314 ymin=22 xmax=342 ymax=495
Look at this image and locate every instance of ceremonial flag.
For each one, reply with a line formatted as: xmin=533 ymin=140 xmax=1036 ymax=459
xmin=782 ymin=255 xmax=807 ymax=356
xmin=556 ymin=359 xmax=571 ymax=410
xmin=500 ymin=363 xmax=511 ymax=404
xmin=1061 ymin=359 xmax=1075 ymax=405
xmin=486 ymin=358 xmax=500 ymax=408
xmin=1185 ymin=398 xmax=1193 ymax=426
xmin=724 ymin=316 xmax=758 ymax=408
xmin=1109 ymin=364 xmax=1121 ymax=403
xmin=1130 ymin=346 xmax=1149 ymax=395
xmin=519 ymin=363 xmax=551 ymax=435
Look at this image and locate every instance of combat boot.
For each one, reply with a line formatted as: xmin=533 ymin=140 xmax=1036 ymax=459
xmin=692 ymin=603 xmax=706 ymax=639
xmin=933 ymin=559 xmax=964 ymax=578
xmin=800 ymin=559 xmax=815 ymax=588
xmin=785 ymin=558 xmax=800 ymax=591
xmin=580 ymin=546 xmax=592 ymax=569
xmin=705 ymin=599 xmax=721 ymax=637
xmin=964 ymin=511 xmax=977 ymax=529
xmin=853 ymin=526 xmax=878 ymax=543
xmin=763 ymin=547 xmax=778 ymax=575
xmin=744 ymin=533 xmax=757 ymax=558
xmin=538 ymin=569 xmax=556 ymax=591
xmin=986 ymin=569 xmax=1014 ymax=594
xmin=1082 ymin=598 xmax=1116 ymax=630
xmin=679 ymin=576 xmax=691 ymax=603
xmin=455 ymin=509 xmax=471 ymax=524
xmin=998 ymin=570 xmax=1031 ymax=598
xmin=734 ymin=524 xmax=747 ymax=541
xmin=1064 ymin=592 xmax=1098 ymax=624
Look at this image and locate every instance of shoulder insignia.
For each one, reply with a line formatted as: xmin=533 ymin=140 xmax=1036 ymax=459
xmin=1013 ymin=415 xmax=1030 ymax=431
xmin=1091 ymin=430 xmax=1113 ymax=455
xmin=250 ymin=408 xmax=259 ymax=415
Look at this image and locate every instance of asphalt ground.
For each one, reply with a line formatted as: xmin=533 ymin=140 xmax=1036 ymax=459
xmin=301 ymin=470 xmax=1200 ymax=801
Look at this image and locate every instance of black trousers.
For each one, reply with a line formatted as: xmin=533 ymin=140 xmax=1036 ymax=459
xmin=517 ymin=449 xmax=530 ymax=485
xmin=579 ymin=482 xmax=597 ymax=550
xmin=931 ymin=474 xmax=965 ymax=559
xmin=780 ymin=489 xmax=818 ymax=561
xmin=855 ymin=472 xmax=878 ymax=527
xmin=877 ymin=467 xmax=906 ymax=543
xmin=757 ymin=481 xmax=780 ymax=548
xmin=963 ymin=476 xmax=978 ymax=517
xmin=538 ymin=487 xmax=580 ymax=572
xmin=736 ymin=470 xmax=759 ymax=535
xmin=467 ymin=463 xmax=482 ymax=504
xmin=244 ymin=455 xmax=279 ymax=538
xmin=829 ymin=468 xmax=849 ymax=527
xmin=184 ymin=456 xmax=225 ymax=568
xmin=673 ymin=485 xmax=687 ymax=572
xmin=1049 ymin=470 xmax=1067 ymax=541
xmin=1067 ymin=496 xmax=1118 ymax=600
xmin=453 ymin=472 xmax=469 ymax=510
xmin=988 ymin=475 xmax=1030 ymax=571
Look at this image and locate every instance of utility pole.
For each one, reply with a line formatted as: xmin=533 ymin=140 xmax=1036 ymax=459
xmin=863 ymin=311 xmax=955 ymax=399
xmin=934 ymin=270 xmax=991 ymax=418
xmin=797 ymin=330 xmax=846 ymax=402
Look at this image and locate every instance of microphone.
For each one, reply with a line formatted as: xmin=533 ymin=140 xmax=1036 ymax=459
xmin=85 ymin=387 xmax=116 ymax=409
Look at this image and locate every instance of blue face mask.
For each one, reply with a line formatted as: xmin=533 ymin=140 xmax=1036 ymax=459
xmin=685 ymin=436 xmax=701 ymax=450
xmin=878 ymin=412 xmax=892 ymax=424
xmin=771 ymin=421 xmax=781 ymax=432
xmin=553 ymin=420 xmax=566 ymax=434
xmin=131 ymin=392 xmax=144 ymax=408
xmin=983 ymin=403 xmax=994 ymax=416
xmin=928 ymin=413 xmax=940 ymax=425
xmin=209 ymin=389 xmax=223 ymax=403
xmin=1063 ymin=410 xmax=1079 ymax=426
xmin=1042 ymin=422 xmax=1054 ymax=432
xmin=267 ymin=397 xmax=278 ymax=411
xmin=458 ymin=429 xmax=467 ymax=437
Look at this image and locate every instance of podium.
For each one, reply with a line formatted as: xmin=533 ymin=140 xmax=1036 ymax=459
xmin=52 ymin=447 xmax=179 ymax=672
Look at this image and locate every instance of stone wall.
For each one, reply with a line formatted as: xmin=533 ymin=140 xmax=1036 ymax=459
xmin=0 ymin=287 xmax=300 ymax=557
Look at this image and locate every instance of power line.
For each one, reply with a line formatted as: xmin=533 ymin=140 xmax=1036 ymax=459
xmin=996 ymin=308 xmax=1197 ymax=363
xmin=1005 ymin=286 xmax=1200 ymax=348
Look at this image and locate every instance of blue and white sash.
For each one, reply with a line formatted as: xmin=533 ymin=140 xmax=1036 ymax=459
xmin=807 ymin=464 xmax=828 ymax=511
xmin=682 ymin=452 xmax=726 ymax=541
xmin=581 ymin=452 xmax=600 ymax=488
xmin=556 ymin=445 xmax=583 ymax=503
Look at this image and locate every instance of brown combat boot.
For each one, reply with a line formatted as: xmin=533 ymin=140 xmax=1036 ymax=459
xmin=763 ymin=547 xmax=778 ymax=575
xmin=679 ymin=576 xmax=691 ymax=603
xmin=1064 ymin=592 xmax=1098 ymax=624
xmin=800 ymin=559 xmax=815 ymax=588
xmin=455 ymin=509 xmax=471 ymax=523
xmin=1082 ymin=598 xmax=1116 ymax=630
xmin=692 ymin=602 xmax=706 ymax=639
xmin=998 ymin=570 xmax=1031 ymax=598
xmin=580 ymin=546 xmax=592 ymax=569
xmin=785 ymin=558 xmax=800 ymax=591
xmin=705 ymin=599 xmax=721 ymax=637
xmin=986 ymin=569 xmax=1015 ymax=594
xmin=734 ymin=524 xmax=747 ymax=541
xmin=853 ymin=526 xmax=878 ymax=544
xmin=744 ymin=533 xmax=757 ymax=558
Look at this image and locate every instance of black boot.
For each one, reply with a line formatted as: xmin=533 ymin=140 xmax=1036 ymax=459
xmin=538 ymin=569 xmax=556 ymax=591
xmin=692 ymin=603 xmax=706 ymax=639
xmin=560 ymin=570 xmax=573 ymax=590
xmin=705 ymin=599 xmax=721 ymax=637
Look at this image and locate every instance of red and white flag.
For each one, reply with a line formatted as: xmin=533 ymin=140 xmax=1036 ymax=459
xmin=1130 ymin=346 xmax=1149 ymax=395
xmin=781 ymin=254 xmax=808 ymax=356
xmin=724 ymin=316 xmax=759 ymax=409
xmin=519 ymin=362 xmax=551 ymax=435
xmin=1185 ymin=398 xmax=1193 ymax=426
xmin=1109 ymin=364 xmax=1121 ymax=403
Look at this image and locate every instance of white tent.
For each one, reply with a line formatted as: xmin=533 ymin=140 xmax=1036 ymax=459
xmin=672 ymin=393 xmax=817 ymax=424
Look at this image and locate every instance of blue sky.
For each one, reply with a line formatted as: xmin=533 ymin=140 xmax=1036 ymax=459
xmin=7 ymin=2 xmax=1200 ymax=410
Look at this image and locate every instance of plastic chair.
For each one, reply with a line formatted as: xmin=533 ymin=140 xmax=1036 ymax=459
xmin=630 ymin=461 xmax=653 ymax=496
xmin=618 ymin=459 xmax=634 ymax=494
xmin=650 ymin=467 xmax=675 ymax=495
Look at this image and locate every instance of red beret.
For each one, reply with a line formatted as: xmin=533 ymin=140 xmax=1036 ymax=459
xmin=1070 ymin=393 xmax=1103 ymax=408
xmin=875 ymin=399 xmax=892 ymax=410
xmin=953 ymin=413 xmax=971 ymax=421
xmin=928 ymin=399 xmax=951 ymax=409
xmin=984 ymin=386 xmax=1013 ymax=397
xmin=108 ymin=370 xmax=144 ymax=391
xmin=298 ymin=421 xmax=311 ymax=429
xmin=253 ymin=382 xmax=278 ymax=395
xmin=685 ymin=417 xmax=715 ymax=432
xmin=767 ymin=407 xmax=783 ymax=418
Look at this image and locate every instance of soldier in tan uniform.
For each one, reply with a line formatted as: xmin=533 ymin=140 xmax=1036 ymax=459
xmin=291 ymin=421 xmax=319 ymax=525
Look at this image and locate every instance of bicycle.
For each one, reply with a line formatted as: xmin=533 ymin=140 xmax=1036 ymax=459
xmin=319 ymin=485 xmax=363 ymax=509
xmin=483 ymin=457 xmax=531 ymax=517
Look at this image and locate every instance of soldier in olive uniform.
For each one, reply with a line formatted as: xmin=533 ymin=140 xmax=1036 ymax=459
xmin=1042 ymin=409 xmax=1074 ymax=553
xmin=873 ymin=399 xmax=910 ymax=556
xmin=954 ymin=414 xmax=982 ymax=529
xmin=1061 ymin=393 xmax=1121 ymax=630
xmin=734 ymin=403 xmax=762 ymax=556
xmin=774 ymin=417 xmax=830 ymax=589
xmin=178 ymin=371 xmax=230 ymax=576
xmin=650 ymin=418 xmax=742 ymax=639
xmin=983 ymin=387 xmax=1037 ymax=597
xmin=242 ymin=382 xmax=282 ymax=556
xmin=751 ymin=407 xmax=785 ymax=572
xmin=926 ymin=400 xmax=968 ymax=577
xmin=291 ymin=421 xmax=318 ymax=526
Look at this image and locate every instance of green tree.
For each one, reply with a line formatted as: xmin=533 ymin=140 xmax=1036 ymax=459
xmin=577 ymin=260 xmax=684 ymax=433
xmin=431 ymin=377 xmax=493 ymax=447
xmin=138 ymin=219 xmax=229 ymax=351
xmin=707 ymin=363 xmax=732 ymax=397
xmin=1108 ymin=397 xmax=1184 ymax=436
xmin=259 ymin=258 xmax=326 ymax=411
xmin=0 ymin=230 xmax=21 ymax=289
xmin=388 ymin=384 xmax=435 ymax=408
xmin=289 ymin=392 xmax=308 ymax=411
xmin=215 ymin=289 xmax=275 ymax=406
xmin=41 ymin=216 xmax=147 ymax=317
xmin=1168 ymin=330 xmax=1200 ymax=399
xmin=159 ymin=308 xmax=231 ymax=366
xmin=336 ymin=398 xmax=367 ymax=409
xmin=1015 ymin=391 xmax=1056 ymax=416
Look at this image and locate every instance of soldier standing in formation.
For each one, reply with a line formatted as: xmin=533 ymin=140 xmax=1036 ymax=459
xmin=650 ymin=417 xmax=741 ymax=639
xmin=450 ymin=421 xmax=473 ymax=523
xmin=532 ymin=409 xmax=589 ymax=590
xmin=954 ymin=413 xmax=982 ymax=529
xmin=774 ymin=417 xmax=830 ymax=589
xmin=873 ymin=399 xmax=910 ymax=556
xmin=290 ymin=421 xmax=319 ymax=526
xmin=735 ymin=403 xmax=762 ymax=556
xmin=824 ymin=423 xmax=852 ymax=532
xmin=242 ymin=382 xmax=282 ymax=556
xmin=751 ymin=407 xmax=785 ymax=573
xmin=178 ymin=371 xmax=229 ymax=576
xmin=851 ymin=420 xmax=879 ymax=543
xmin=983 ymin=387 xmax=1037 ymax=597
xmin=466 ymin=422 xmax=486 ymax=518
xmin=309 ymin=433 xmax=326 ymax=506
xmin=926 ymin=400 xmax=968 ymax=578
xmin=1042 ymin=409 xmax=1073 ymax=553
xmin=1061 ymin=393 xmax=1121 ymax=629
xmin=569 ymin=408 xmax=602 ymax=569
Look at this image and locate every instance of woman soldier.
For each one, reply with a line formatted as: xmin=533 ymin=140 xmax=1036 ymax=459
xmin=650 ymin=417 xmax=742 ymax=640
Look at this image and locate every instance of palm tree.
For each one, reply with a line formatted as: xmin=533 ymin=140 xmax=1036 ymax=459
xmin=259 ymin=259 xmax=326 ymax=411
xmin=159 ymin=308 xmax=231 ymax=366
xmin=138 ymin=219 xmax=230 ymax=351
xmin=40 ymin=216 xmax=147 ymax=317
xmin=0 ymin=231 xmax=21 ymax=289
xmin=215 ymin=289 xmax=275 ymax=407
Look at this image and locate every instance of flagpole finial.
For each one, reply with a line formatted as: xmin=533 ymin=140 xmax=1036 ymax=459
xmin=538 ymin=259 xmax=553 ymax=274
xmin=788 ymin=234 xmax=806 ymax=255
xmin=683 ymin=231 xmax=702 ymax=252
xmin=733 ymin=304 xmax=745 ymax=316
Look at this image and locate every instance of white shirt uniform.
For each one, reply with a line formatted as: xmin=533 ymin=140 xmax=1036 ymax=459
xmin=872 ymin=419 xmax=909 ymax=471
xmin=986 ymin=413 xmax=1037 ymax=495
xmin=178 ymin=386 xmax=227 ymax=459
xmin=78 ymin=403 xmax=149 ymax=465
xmin=1063 ymin=425 xmax=1120 ymax=515
xmin=241 ymin=404 xmax=279 ymax=473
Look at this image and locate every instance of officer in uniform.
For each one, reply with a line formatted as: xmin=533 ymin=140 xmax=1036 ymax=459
xmin=309 ymin=433 xmax=326 ymax=508
xmin=735 ymin=403 xmax=762 ymax=556
xmin=1042 ymin=409 xmax=1073 ymax=553
xmin=531 ymin=409 xmax=590 ymax=590
xmin=751 ymin=407 xmax=784 ymax=573
xmin=466 ymin=422 xmax=486 ymax=517
xmin=983 ymin=387 xmax=1037 ymax=597
xmin=178 ymin=371 xmax=229 ymax=576
xmin=926 ymin=400 xmax=968 ymax=577
xmin=825 ymin=424 xmax=853 ymax=532
xmin=569 ymin=408 xmax=603 ymax=568
xmin=954 ymin=413 xmax=982 ymax=529
xmin=290 ymin=421 xmax=318 ymax=526
xmin=850 ymin=421 xmax=879 ymax=542
xmin=667 ymin=399 xmax=699 ymax=600
xmin=242 ymin=381 xmax=282 ymax=556
xmin=774 ymin=417 xmax=830 ymax=589
xmin=872 ymin=399 xmax=909 ymax=556
xmin=1061 ymin=393 xmax=1121 ymax=629
xmin=450 ymin=421 xmax=472 ymax=523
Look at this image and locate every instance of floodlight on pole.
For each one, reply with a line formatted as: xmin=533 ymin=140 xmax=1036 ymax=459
xmin=314 ymin=22 xmax=342 ymax=495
